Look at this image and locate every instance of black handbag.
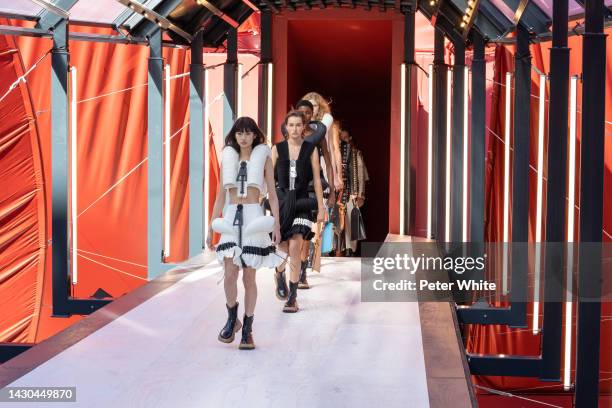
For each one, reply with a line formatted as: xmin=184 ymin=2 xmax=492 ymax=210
xmin=330 ymin=204 xmax=341 ymax=230
xmin=350 ymin=204 xmax=366 ymax=241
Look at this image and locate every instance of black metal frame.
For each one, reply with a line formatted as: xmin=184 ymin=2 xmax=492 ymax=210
xmin=223 ymin=27 xmax=238 ymax=134
xmin=574 ymin=0 xmax=606 ymax=404
xmin=402 ymin=6 xmax=418 ymax=236
xmin=456 ymin=21 xmax=530 ymax=329
xmin=469 ymin=31 xmax=485 ymax=245
xmin=450 ymin=38 xmax=464 ymax=244
xmin=258 ymin=10 xmax=272 ymax=135
xmin=539 ymin=0 xmax=570 ymax=383
xmin=0 ymin=344 xmax=33 ymax=364
xmin=432 ymin=27 xmax=446 ymax=243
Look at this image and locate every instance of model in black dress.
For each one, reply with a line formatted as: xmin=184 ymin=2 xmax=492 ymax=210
xmin=272 ymin=110 xmax=325 ymax=313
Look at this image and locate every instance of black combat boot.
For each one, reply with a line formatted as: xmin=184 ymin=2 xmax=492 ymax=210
xmin=218 ymin=302 xmax=241 ymax=343
xmin=298 ymin=260 xmax=310 ymax=289
xmin=274 ymin=267 xmax=289 ymax=300
xmin=283 ymin=281 xmax=299 ymax=313
xmin=239 ymin=314 xmax=255 ymax=350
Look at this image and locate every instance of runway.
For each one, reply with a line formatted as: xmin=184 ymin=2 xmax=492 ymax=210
xmin=1 ymin=256 xmax=430 ymax=408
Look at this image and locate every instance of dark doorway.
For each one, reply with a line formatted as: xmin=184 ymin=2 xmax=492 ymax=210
xmin=286 ymin=19 xmax=392 ymax=243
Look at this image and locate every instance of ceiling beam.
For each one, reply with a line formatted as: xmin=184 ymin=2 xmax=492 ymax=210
xmin=0 ymin=25 xmax=51 ymax=37
xmin=195 ymin=0 xmax=240 ymax=28
xmin=260 ymin=0 xmax=280 ymax=13
xmin=116 ymin=0 xmax=193 ymax=41
xmin=35 ymin=0 xmax=75 ymax=30
xmin=241 ymin=0 xmax=260 ymax=11
xmin=513 ymin=0 xmax=529 ymax=25
xmin=460 ymin=0 xmax=481 ymax=39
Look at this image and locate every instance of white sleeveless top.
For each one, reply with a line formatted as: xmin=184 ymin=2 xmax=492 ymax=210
xmin=221 ymin=144 xmax=271 ymax=197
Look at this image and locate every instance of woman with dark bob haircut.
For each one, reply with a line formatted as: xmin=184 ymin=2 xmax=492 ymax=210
xmin=207 ymin=116 xmax=284 ymax=350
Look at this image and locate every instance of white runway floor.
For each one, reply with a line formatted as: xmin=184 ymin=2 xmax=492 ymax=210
xmin=2 ymin=257 xmax=430 ymax=408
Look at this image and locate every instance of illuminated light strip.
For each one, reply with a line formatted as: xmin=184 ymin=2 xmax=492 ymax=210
xmin=427 ymin=64 xmax=434 ymax=239
xmin=400 ymin=63 xmax=406 ymax=235
xmin=533 ymin=74 xmax=546 ymax=334
xmin=266 ymin=63 xmax=273 ymax=146
xmin=445 ymin=67 xmax=452 ymax=242
xmin=71 ymin=67 xmax=78 ymax=285
xmin=502 ymin=72 xmax=512 ymax=295
xmin=564 ymin=75 xmax=578 ymax=391
xmin=462 ymin=65 xmax=469 ymax=242
xmin=204 ymin=69 xmax=210 ymax=236
xmin=164 ymin=64 xmax=171 ymax=259
xmin=237 ymin=63 xmax=243 ymax=118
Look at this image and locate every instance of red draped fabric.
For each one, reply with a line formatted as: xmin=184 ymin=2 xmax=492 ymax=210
xmin=0 ymin=21 xmax=194 ymax=343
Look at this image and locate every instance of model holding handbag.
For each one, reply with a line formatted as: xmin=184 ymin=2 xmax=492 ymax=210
xmin=272 ymin=110 xmax=326 ymax=313
xmin=206 ymin=117 xmax=284 ymax=350
xmin=336 ymin=126 xmax=369 ymax=255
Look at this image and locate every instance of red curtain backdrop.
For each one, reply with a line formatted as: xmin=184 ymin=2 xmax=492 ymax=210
xmin=0 ymin=20 xmax=196 ymax=343
xmin=1 ymin=12 xmax=611 ymax=405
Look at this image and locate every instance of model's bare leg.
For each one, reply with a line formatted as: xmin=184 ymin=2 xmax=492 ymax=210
xmin=242 ymin=267 xmax=257 ymax=316
xmin=223 ymin=258 xmax=239 ymax=307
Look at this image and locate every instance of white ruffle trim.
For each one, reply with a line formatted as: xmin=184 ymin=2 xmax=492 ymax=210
xmin=215 ymin=232 xmax=286 ymax=269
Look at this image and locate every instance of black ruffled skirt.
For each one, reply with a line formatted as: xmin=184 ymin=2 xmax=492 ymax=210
xmin=277 ymin=188 xmax=317 ymax=242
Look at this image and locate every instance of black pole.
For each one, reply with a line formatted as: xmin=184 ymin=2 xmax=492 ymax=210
xmin=540 ymin=0 xmax=568 ymax=381
xmin=509 ymin=23 xmax=531 ymax=327
xmin=433 ymin=27 xmax=446 ymax=241
xmin=189 ymin=30 xmax=205 ymax=256
xmin=258 ymin=10 xmax=272 ymax=134
xmin=470 ymin=32 xmax=486 ymax=244
xmin=451 ymin=40 xmax=465 ymax=243
xmin=403 ymin=8 xmax=417 ymax=235
xmin=50 ymin=19 xmax=70 ymax=317
xmin=223 ymin=28 xmax=238 ymax=134
xmin=574 ymin=0 xmax=606 ymax=404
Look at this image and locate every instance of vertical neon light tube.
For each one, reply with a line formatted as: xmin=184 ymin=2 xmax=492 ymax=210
xmin=267 ymin=63 xmax=273 ymax=146
xmin=533 ymin=74 xmax=546 ymax=334
xmin=564 ymin=75 xmax=578 ymax=390
xmin=445 ymin=68 xmax=452 ymax=242
xmin=71 ymin=67 xmax=78 ymax=285
xmin=237 ymin=63 xmax=242 ymax=118
xmin=204 ymin=68 xmax=210 ymax=236
xmin=427 ymin=64 xmax=434 ymax=239
xmin=164 ymin=64 xmax=171 ymax=259
xmin=502 ymin=72 xmax=512 ymax=294
xmin=462 ymin=65 xmax=469 ymax=242
xmin=400 ymin=63 xmax=406 ymax=235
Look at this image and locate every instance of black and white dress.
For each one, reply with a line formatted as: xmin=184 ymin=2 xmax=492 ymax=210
xmin=212 ymin=144 xmax=285 ymax=269
xmin=274 ymin=140 xmax=318 ymax=242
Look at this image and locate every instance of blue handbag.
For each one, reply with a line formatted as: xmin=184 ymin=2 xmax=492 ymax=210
xmin=321 ymin=221 xmax=334 ymax=254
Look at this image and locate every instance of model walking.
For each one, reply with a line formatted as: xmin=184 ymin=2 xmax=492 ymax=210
xmin=272 ymin=110 xmax=325 ymax=312
xmin=207 ymin=117 xmax=283 ymax=350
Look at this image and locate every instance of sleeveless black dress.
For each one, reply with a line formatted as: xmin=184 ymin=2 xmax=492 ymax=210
xmin=275 ymin=140 xmax=318 ymax=241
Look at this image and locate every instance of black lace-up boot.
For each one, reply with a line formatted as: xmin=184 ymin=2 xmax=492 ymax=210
xmin=218 ymin=303 xmax=241 ymax=343
xmin=283 ymin=281 xmax=299 ymax=313
xmin=275 ymin=267 xmax=289 ymax=300
xmin=298 ymin=260 xmax=310 ymax=289
xmin=239 ymin=315 xmax=255 ymax=350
